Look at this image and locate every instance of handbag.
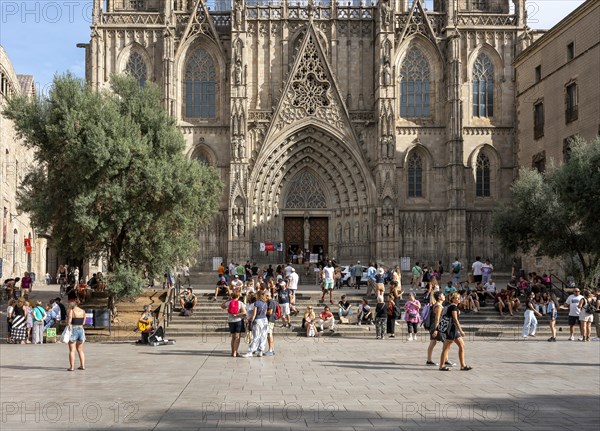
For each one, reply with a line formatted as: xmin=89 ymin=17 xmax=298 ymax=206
xmin=60 ymin=326 xmax=72 ymax=343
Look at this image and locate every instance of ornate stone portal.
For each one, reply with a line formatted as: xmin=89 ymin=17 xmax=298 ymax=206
xmin=86 ymin=0 xmax=528 ymax=267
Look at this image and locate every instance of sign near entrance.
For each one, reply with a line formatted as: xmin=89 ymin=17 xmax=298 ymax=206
xmin=309 ymin=253 xmax=319 ymax=263
xmin=400 ymin=257 xmax=411 ymax=272
xmin=264 ymin=242 xmax=275 ymax=252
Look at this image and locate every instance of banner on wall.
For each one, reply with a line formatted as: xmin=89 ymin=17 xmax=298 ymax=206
xmin=24 ymin=238 xmax=32 ymax=254
xmin=264 ymin=242 xmax=275 ymax=252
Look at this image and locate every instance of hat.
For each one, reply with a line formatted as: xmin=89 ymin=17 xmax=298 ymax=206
xmin=234 ymin=274 xmax=239 ymax=278
xmin=357 ymin=261 xmax=361 ymax=264
xmin=291 ymin=267 xmax=296 ymax=272
xmin=378 ymin=268 xmax=385 ymax=275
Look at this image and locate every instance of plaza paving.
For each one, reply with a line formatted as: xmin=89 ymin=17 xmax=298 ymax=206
xmin=1 ymin=334 xmax=599 ymax=430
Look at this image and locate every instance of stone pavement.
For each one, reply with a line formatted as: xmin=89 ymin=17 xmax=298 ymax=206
xmin=1 ymin=335 xmax=599 ymax=430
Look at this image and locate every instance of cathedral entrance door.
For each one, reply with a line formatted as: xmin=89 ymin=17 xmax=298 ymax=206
xmin=309 ymin=217 xmax=328 ymax=257
xmin=284 ymin=217 xmax=304 ymax=257
xmin=284 ymin=217 xmax=329 ymax=258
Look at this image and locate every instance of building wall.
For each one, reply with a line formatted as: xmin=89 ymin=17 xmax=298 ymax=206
xmin=515 ymin=0 xmax=599 ymax=169
xmin=0 ymin=45 xmax=47 ymax=283
xmin=87 ymin=0 xmax=529 ymax=268
xmin=515 ymin=0 xmax=600 ymax=277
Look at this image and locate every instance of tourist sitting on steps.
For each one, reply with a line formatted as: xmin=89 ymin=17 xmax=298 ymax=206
xmin=213 ymin=276 xmax=230 ymax=301
xmin=179 ymin=288 xmax=197 ymax=316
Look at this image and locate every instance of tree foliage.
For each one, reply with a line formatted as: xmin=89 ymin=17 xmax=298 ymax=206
xmin=4 ymin=74 xmax=223 ymax=297
xmin=491 ymin=136 xmax=600 ymax=287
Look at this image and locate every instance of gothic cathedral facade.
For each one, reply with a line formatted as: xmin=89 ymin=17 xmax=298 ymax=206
xmin=85 ymin=0 xmax=531 ymax=267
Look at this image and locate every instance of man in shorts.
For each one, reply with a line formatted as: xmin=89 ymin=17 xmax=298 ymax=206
xmin=318 ymin=305 xmax=335 ymax=333
xmin=560 ymin=288 xmax=584 ymax=340
xmin=321 ymin=261 xmax=335 ymax=304
xmin=265 ymin=291 xmax=278 ymax=356
xmin=287 ymin=267 xmax=300 ymax=315
xmin=277 ymin=280 xmax=292 ymax=328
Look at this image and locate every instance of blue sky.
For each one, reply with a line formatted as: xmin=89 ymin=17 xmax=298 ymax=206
xmin=0 ymin=0 xmax=586 ymax=92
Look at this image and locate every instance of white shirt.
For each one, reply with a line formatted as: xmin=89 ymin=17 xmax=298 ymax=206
xmin=288 ymin=272 xmax=299 ymax=291
xmin=566 ymin=294 xmax=584 ymax=316
xmin=284 ymin=265 xmax=294 ymax=277
xmin=323 ymin=266 xmax=334 ymax=281
xmin=472 ymin=260 xmax=484 ymax=276
xmin=182 ymin=266 xmax=190 ymax=277
xmin=485 ymin=282 xmax=496 ymax=293
xmin=229 ymin=263 xmax=236 ymax=275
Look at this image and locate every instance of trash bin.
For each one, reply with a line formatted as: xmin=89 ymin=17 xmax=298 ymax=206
xmin=93 ymin=309 xmax=110 ymax=327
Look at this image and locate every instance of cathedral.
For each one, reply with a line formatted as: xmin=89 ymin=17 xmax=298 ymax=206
xmin=84 ymin=0 xmax=531 ymax=267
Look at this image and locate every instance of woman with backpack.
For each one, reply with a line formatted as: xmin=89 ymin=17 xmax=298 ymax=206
xmin=438 ymin=292 xmax=471 ymax=371
xmin=578 ymin=289 xmax=595 ymax=342
xmin=222 ymin=291 xmax=247 ymax=357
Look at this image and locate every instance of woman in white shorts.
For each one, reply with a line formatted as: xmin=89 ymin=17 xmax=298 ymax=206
xmin=578 ymin=289 xmax=595 ymax=342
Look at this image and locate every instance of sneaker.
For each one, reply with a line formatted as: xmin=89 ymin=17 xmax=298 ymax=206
xmin=256 ymin=351 xmax=263 ymax=357
xmin=263 ymin=351 xmax=274 ymax=357
xmin=357 ymin=322 xmax=362 ymax=326
xmin=578 ymin=336 xmax=584 ymax=341
xmin=547 ymin=337 xmax=555 ymax=342
xmin=568 ymin=336 xmax=575 ymax=341
xmin=522 ymin=335 xmax=528 ymax=338
xmin=473 ymin=308 xmax=479 ymax=313
xmin=241 ymin=352 xmax=253 ymax=358
xmin=444 ymin=361 xmax=456 ymax=367
xmin=426 ymin=361 xmax=438 ymax=366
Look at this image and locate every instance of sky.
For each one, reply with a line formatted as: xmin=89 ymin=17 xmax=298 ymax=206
xmin=0 ymin=0 xmax=587 ymax=93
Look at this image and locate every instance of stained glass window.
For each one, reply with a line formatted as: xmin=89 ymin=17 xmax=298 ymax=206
xmin=285 ymin=171 xmax=327 ymax=209
xmin=400 ymin=47 xmax=431 ymax=118
xmin=407 ymin=153 xmax=423 ymax=198
xmin=476 ymin=153 xmax=491 ymax=197
xmin=185 ymin=48 xmax=217 ymax=119
xmin=472 ymin=53 xmax=494 ymax=117
xmin=125 ymin=51 xmax=147 ymax=86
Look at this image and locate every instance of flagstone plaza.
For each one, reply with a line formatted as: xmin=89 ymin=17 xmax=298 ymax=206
xmin=1 ymin=334 xmax=599 ymax=430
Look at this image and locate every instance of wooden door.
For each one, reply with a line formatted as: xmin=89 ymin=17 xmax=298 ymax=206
xmin=284 ymin=217 xmax=304 ymax=251
xmin=309 ymin=217 xmax=328 ymax=255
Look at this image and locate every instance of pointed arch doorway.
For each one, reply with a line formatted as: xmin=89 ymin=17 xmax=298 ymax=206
xmin=282 ymin=169 xmax=329 ymax=259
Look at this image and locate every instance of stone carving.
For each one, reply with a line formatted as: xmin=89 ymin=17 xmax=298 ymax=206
xmin=382 ymin=59 xmax=392 ymax=86
xmin=234 ymin=60 xmax=243 ymax=86
xmin=380 ymin=136 xmax=395 ymax=159
xmin=285 ymin=170 xmax=327 ymax=209
xmin=276 ymin=34 xmax=344 ymax=131
xmin=233 ymin=136 xmax=246 ymax=160
xmin=233 ymin=0 xmax=243 ymax=30
xmin=381 ymin=0 xmax=392 ymax=30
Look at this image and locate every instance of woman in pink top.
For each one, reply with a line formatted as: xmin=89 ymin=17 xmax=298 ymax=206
xmin=404 ymin=292 xmax=421 ymax=341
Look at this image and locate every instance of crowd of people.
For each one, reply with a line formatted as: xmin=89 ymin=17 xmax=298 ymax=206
xmin=213 ymin=256 xmax=600 ymax=369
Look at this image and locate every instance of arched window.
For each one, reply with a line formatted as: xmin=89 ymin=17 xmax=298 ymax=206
xmin=125 ymin=51 xmax=147 ymax=86
xmin=472 ymin=53 xmax=494 ymax=117
xmin=184 ymin=48 xmax=217 ymax=119
xmin=407 ymin=153 xmax=423 ymax=197
xmin=476 ymin=153 xmax=491 ymax=197
xmin=285 ymin=170 xmax=327 ymax=209
xmin=400 ymin=47 xmax=431 ymax=118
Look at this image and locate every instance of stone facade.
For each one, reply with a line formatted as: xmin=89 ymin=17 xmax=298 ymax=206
xmin=0 ymin=46 xmax=47 ymax=282
xmin=514 ymin=0 xmax=600 ymax=276
xmin=84 ymin=0 xmax=531 ymax=267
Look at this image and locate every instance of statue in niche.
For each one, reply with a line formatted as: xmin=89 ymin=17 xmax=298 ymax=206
xmin=234 ymin=0 xmax=243 ymax=30
xmin=344 ymin=223 xmax=351 ymax=242
xmin=336 ymin=223 xmax=342 ymax=242
xmin=232 ymin=217 xmax=239 ymax=238
xmin=303 ymin=217 xmax=310 ymax=249
xmin=235 ymin=136 xmax=246 ymax=159
xmin=239 ymin=216 xmax=245 ymax=237
xmin=381 ymin=0 xmax=392 ymax=29
xmin=354 ymin=222 xmax=360 ymax=241
xmin=382 ymin=60 xmax=392 ymax=86
xmin=387 ymin=137 xmax=395 ymax=159
xmin=234 ymin=60 xmax=243 ymax=86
